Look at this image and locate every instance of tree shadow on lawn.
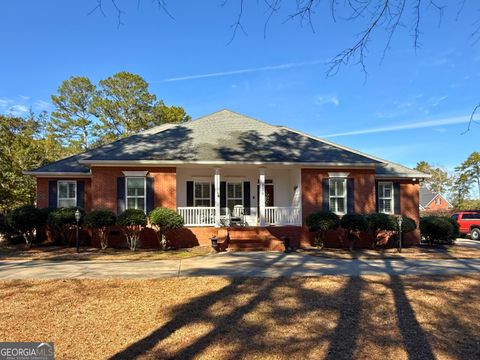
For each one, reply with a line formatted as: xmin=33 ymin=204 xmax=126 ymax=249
xmin=106 ymin=257 xmax=479 ymax=359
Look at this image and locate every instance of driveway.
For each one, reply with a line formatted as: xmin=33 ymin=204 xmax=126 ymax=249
xmin=1 ymin=252 xmax=480 ymax=279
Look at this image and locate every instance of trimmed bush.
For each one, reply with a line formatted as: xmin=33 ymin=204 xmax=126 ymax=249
xmin=6 ymin=205 xmax=44 ymax=247
xmin=443 ymin=216 xmax=460 ymax=240
xmin=400 ymin=216 xmax=417 ymax=234
xmin=148 ymin=207 xmax=184 ymax=250
xmin=47 ymin=207 xmax=86 ymax=246
xmin=420 ymin=216 xmax=454 ymax=246
xmin=340 ymin=214 xmax=368 ymax=251
xmin=366 ymin=213 xmax=396 ymax=248
xmin=84 ymin=210 xmax=116 ymax=249
xmin=306 ymin=211 xmax=340 ymax=248
xmin=117 ymin=209 xmax=147 ymax=251
xmin=0 ymin=213 xmax=23 ymax=244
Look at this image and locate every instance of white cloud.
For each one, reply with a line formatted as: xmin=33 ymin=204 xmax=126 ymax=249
xmin=34 ymin=100 xmax=51 ymax=110
xmin=9 ymin=105 xmax=29 ymax=115
xmin=155 ymin=60 xmax=324 ymax=82
xmin=321 ymin=115 xmax=472 ymax=138
xmin=0 ymin=98 xmax=12 ymax=108
xmin=315 ymin=94 xmax=340 ymax=106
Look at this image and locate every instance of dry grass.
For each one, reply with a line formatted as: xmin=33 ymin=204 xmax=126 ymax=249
xmin=0 ymin=245 xmax=212 ymax=261
xmin=305 ymin=242 xmax=480 ymax=260
xmin=1 ymin=276 xmax=479 ymax=359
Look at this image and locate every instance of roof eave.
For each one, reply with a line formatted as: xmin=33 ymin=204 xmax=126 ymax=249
xmin=23 ymin=171 xmax=92 ymax=178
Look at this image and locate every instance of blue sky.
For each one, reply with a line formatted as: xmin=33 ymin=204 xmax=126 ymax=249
xmin=1 ymin=1 xmax=479 ymax=170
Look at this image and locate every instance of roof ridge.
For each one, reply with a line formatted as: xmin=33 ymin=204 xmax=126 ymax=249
xmin=190 ymin=108 xmax=278 ymax=129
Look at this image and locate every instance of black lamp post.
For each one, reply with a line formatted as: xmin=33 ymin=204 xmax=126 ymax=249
xmin=75 ymin=209 xmax=81 ymax=253
xmin=397 ymin=215 xmax=403 ymax=253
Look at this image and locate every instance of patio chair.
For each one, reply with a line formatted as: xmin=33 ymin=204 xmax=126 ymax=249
xmin=230 ymin=205 xmax=245 ymax=226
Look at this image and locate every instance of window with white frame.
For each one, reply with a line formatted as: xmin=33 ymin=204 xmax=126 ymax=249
xmin=58 ymin=181 xmax=77 ymax=208
xmin=194 ymin=182 xmax=211 ymax=207
xmin=378 ymin=182 xmax=394 ymax=214
xmin=126 ymin=177 xmax=146 ymax=211
xmin=227 ymin=182 xmax=243 ymax=211
xmin=329 ymin=178 xmax=346 ymax=214
xmin=434 ymin=197 xmax=441 ymax=206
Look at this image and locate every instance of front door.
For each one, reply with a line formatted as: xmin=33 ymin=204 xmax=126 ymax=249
xmin=257 ymin=184 xmax=274 ymax=207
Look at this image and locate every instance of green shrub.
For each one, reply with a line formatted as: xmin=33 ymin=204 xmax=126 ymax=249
xmin=0 ymin=213 xmax=23 ymax=244
xmin=148 ymin=207 xmax=184 ymax=250
xmin=6 ymin=205 xmax=44 ymax=247
xmin=400 ymin=216 xmax=417 ymax=234
xmin=47 ymin=207 xmax=86 ymax=246
xmin=366 ymin=213 xmax=396 ymax=248
xmin=117 ymin=209 xmax=147 ymax=251
xmin=443 ymin=216 xmax=460 ymax=240
xmin=340 ymin=214 xmax=368 ymax=251
xmin=84 ymin=210 xmax=116 ymax=249
xmin=420 ymin=216 xmax=454 ymax=246
xmin=306 ymin=211 xmax=340 ymax=248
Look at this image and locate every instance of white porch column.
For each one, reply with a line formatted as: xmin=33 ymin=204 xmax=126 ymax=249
xmin=259 ymin=168 xmax=266 ymax=227
xmin=214 ymin=168 xmax=221 ymax=227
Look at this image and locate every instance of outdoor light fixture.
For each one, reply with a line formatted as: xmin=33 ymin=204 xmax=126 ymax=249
xmin=397 ymin=215 xmax=403 ymax=253
xmin=75 ymin=209 xmax=81 ymax=253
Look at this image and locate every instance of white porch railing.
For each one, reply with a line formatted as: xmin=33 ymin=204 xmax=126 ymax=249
xmin=265 ymin=206 xmax=301 ymax=226
xmin=177 ymin=207 xmax=216 ymax=226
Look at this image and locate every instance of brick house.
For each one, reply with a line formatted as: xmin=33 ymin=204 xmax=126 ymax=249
xmin=26 ymin=110 xmax=427 ymax=249
xmin=419 ymin=186 xmax=452 ymax=212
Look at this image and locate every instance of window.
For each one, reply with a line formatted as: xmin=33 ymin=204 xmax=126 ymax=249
xmin=378 ymin=182 xmax=394 ymax=214
xmin=58 ymin=181 xmax=77 ymax=208
xmin=227 ymin=182 xmax=243 ymax=211
xmin=194 ymin=182 xmax=211 ymax=207
xmin=463 ymin=213 xmax=480 ymax=220
xmin=434 ymin=197 xmax=441 ymax=205
xmin=329 ymin=178 xmax=346 ymax=214
xmin=126 ymin=177 xmax=146 ymax=211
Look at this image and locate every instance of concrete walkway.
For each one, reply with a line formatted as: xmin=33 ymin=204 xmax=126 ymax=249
xmin=1 ymin=252 xmax=480 ymax=279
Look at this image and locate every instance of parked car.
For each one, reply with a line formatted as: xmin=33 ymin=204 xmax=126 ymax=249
xmin=452 ymin=211 xmax=480 ymax=240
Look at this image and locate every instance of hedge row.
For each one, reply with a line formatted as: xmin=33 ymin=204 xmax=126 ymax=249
xmin=0 ymin=205 xmax=184 ymax=250
xmin=306 ymin=211 xmax=416 ymax=249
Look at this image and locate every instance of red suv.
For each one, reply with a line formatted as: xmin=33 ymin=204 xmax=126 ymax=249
xmin=452 ymin=211 xmax=480 ymax=240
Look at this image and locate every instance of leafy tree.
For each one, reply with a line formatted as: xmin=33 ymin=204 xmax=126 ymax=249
xmin=415 ymin=161 xmax=452 ymax=195
xmin=116 ymin=209 xmax=147 ymax=251
xmin=456 ymin=152 xmax=480 ymax=200
xmin=366 ymin=213 xmax=396 ymax=248
xmin=0 ymin=114 xmax=61 ymax=213
xmin=450 ymin=172 xmax=473 ymax=207
xmin=50 ymin=76 xmax=96 ymax=152
xmin=305 ymin=211 xmax=339 ymax=248
xmin=92 ymin=72 xmax=189 ymax=144
xmin=148 ymin=207 xmax=184 ymax=250
xmin=84 ymin=210 xmax=116 ymax=249
xmin=6 ymin=205 xmax=45 ymax=247
xmin=340 ymin=214 xmax=368 ymax=251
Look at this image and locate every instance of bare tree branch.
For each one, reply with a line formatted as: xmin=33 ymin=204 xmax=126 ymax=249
xmin=462 ymin=104 xmax=480 ymax=134
xmin=225 ymin=0 xmax=248 ymax=46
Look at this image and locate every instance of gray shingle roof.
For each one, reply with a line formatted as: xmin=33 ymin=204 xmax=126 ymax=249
xmin=419 ymin=186 xmax=437 ymax=207
xmin=27 ymin=109 xmax=427 ymax=178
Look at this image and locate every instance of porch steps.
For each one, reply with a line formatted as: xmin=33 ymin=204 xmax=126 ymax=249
xmin=225 ymin=227 xmax=284 ymax=251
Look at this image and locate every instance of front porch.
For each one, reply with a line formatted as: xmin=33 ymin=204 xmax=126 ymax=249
xmin=175 ymin=166 xmax=302 ymax=227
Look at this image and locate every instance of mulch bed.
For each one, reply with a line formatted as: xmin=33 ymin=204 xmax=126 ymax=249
xmin=0 ymin=244 xmax=212 ymax=261
xmin=1 ymin=275 xmax=479 ymax=359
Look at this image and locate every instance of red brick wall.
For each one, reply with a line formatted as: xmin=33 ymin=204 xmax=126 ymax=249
xmin=300 ymin=169 xmax=420 ymax=245
xmin=90 ymin=166 xmax=176 ymax=213
xmin=301 ymin=168 xmax=376 ymax=220
xmin=36 ymin=177 xmax=92 ymax=212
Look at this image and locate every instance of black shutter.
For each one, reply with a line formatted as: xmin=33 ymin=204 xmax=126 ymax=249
xmin=48 ymin=180 xmax=57 ymax=208
xmin=394 ymin=182 xmax=401 ymax=214
xmin=76 ymin=181 xmax=84 ymax=209
xmin=117 ymin=177 xmax=125 ymax=215
xmin=375 ymin=180 xmax=379 ymax=213
xmin=211 ymin=183 xmax=215 ymax=206
xmin=220 ymin=181 xmax=226 ymax=209
xmin=146 ymin=177 xmax=154 ymax=214
xmin=186 ymin=181 xmax=194 ymax=207
xmin=322 ymin=178 xmax=329 ymax=211
xmin=347 ymin=178 xmax=355 ymax=214
xmin=243 ymin=181 xmax=251 ymax=215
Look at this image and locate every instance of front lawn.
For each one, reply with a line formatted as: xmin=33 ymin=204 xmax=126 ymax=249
xmin=1 ymin=276 xmax=478 ymax=359
xmin=0 ymin=244 xmax=212 ymax=260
